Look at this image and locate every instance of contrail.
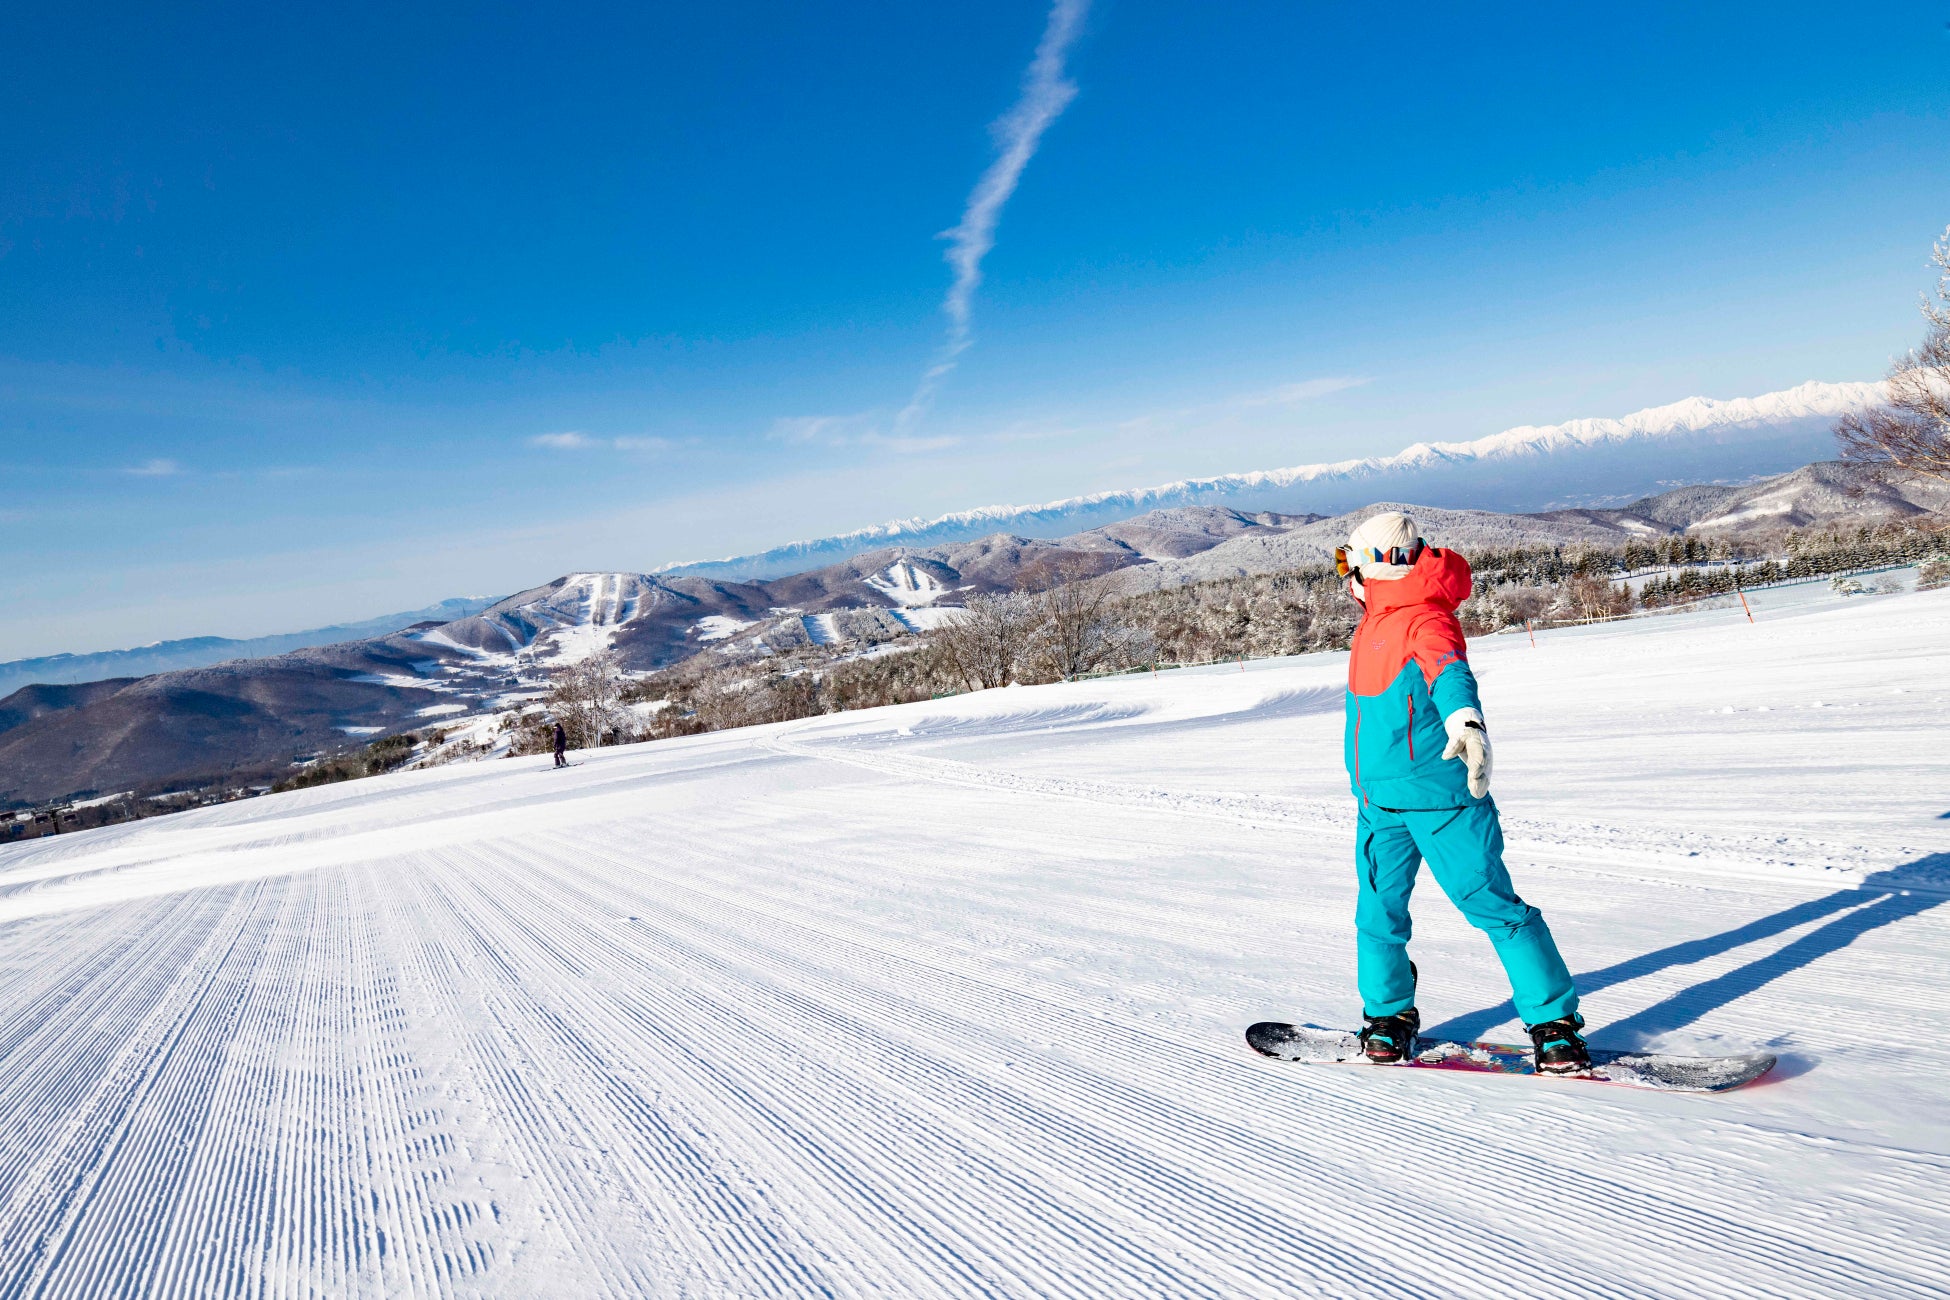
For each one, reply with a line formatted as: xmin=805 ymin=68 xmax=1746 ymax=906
xmin=898 ymin=0 xmax=1090 ymax=429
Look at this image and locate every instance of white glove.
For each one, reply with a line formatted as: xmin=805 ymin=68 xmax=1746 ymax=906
xmin=1441 ymin=707 xmax=1492 ymax=799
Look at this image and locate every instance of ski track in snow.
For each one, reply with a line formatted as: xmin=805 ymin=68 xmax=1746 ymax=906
xmin=0 ymin=589 xmax=1947 ymax=1296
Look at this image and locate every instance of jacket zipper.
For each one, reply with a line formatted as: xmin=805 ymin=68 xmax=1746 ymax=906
xmin=1406 ymin=695 xmax=1415 ymax=761
xmin=1353 ymin=710 xmax=1367 ymax=805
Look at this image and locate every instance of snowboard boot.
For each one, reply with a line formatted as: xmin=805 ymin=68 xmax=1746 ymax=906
xmin=1527 ymin=1015 xmax=1591 ymax=1075
xmin=1359 ymin=1008 xmax=1421 ymax=1064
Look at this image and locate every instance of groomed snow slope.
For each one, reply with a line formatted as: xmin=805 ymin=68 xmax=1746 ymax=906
xmin=0 ymin=585 xmax=1945 ymax=1298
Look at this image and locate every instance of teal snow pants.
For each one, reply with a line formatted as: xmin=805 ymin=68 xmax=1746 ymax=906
xmin=1355 ymin=800 xmax=1579 ymax=1026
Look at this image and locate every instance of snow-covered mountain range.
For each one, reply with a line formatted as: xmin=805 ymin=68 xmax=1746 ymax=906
xmin=661 ymin=381 xmax=1881 ymax=579
xmin=393 ymin=509 xmax=1315 ymax=676
xmin=1116 ymin=460 xmax=1950 ymax=591
xmin=6 ymin=454 xmax=1941 ymax=810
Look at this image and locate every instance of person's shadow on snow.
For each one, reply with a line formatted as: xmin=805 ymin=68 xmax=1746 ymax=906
xmin=1423 ymin=854 xmax=1950 ymax=1048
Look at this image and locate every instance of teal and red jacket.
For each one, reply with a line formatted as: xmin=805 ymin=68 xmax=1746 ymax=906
xmin=1343 ymin=547 xmax=1483 ymax=810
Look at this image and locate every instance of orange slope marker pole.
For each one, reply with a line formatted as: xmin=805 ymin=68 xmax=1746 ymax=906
xmin=1733 ymin=570 xmax=1755 ymax=623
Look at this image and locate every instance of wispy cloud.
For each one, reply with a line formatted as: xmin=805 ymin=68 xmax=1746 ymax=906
xmin=124 ymin=458 xmax=183 ymax=477
xmin=899 ymin=0 xmax=1091 ymax=430
xmin=529 ymin=432 xmax=674 ymax=453
xmin=770 ymin=373 xmax=1356 ymax=458
xmin=862 ymin=432 xmax=961 ymax=454
xmin=1231 ymin=376 xmax=1373 ymax=408
xmin=766 ymin=415 xmax=864 ymax=445
xmin=766 ymin=413 xmax=958 ymax=455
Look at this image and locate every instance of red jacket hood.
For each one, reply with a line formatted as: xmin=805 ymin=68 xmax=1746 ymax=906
xmin=1364 ymin=547 xmax=1473 ymax=614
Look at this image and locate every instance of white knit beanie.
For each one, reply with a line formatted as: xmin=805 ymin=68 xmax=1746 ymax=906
xmin=1346 ymin=511 xmax=1423 ymax=581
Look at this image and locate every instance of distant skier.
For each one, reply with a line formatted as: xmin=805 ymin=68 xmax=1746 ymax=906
xmin=553 ymin=721 xmax=568 ymax=769
xmin=1337 ymin=511 xmax=1589 ymax=1073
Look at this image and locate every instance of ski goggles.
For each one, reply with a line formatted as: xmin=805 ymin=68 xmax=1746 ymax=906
xmin=1334 ymin=539 xmax=1425 ymax=577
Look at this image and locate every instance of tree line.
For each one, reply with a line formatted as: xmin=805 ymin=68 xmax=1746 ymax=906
xmin=505 ymin=513 xmax=1943 ymax=751
xmin=24 ymin=508 xmax=1937 ymax=834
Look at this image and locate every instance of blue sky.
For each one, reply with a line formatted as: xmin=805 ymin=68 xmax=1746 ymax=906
xmin=2 ymin=1 xmax=1947 ymax=659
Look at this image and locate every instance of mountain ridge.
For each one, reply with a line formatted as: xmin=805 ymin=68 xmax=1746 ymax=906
xmin=1112 ymin=461 xmax=1949 ymax=591
xmin=0 ymin=597 xmax=499 ymax=697
xmin=658 ymin=380 xmax=1881 ymax=579
xmin=5 ymin=456 xmax=1940 ymax=810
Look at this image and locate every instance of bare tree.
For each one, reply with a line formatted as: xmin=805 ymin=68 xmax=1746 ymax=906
xmin=1019 ymin=555 xmax=1147 ymax=680
xmin=1837 ymin=224 xmax=1950 ymax=483
xmin=933 ymin=593 xmax=1039 ymax=690
xmin=1551 ymin=573 xmax=1634 ymax=622
xmin=546 ymin=649 xmax=630 ymax=748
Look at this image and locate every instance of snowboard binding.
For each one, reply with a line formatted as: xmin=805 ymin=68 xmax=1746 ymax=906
xmin=1358 ymin=1009 xmax=1421 ymax=1064
xmin=1526 ymin=1016 xmax=1592 ymax=1075
xmin=1358 ymin=961 xmax=1421 ymax=1064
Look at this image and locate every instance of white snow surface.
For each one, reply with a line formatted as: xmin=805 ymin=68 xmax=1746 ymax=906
xmin=801 ymin=612 xmax=841 ymax=646
xmin=536 ymin=572 xmax=641 ymax=664
xmin=0 ymin=584 xmax=1945 ymax=1297
xmin=424 ymin=571 xmax=661 ymax=668
xmin=692 ymin=614 xmax=757 ymax=642
xmin=864 ymin=561 xmax=949 ymax=606
xmin=888 ymin=606 xmax=964 ymax=633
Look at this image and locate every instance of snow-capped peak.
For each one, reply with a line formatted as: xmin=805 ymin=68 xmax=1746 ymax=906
xmin=655 ymin=381 xmax=1883 ymax=580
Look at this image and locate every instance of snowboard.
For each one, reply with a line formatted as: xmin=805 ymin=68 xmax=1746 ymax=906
xmin=1245 ymin=1022 xmax=1776 ymax=1093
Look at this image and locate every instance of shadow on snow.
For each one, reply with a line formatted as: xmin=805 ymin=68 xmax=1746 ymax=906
xmin=1423 ymin=854 xmax=1950 ymax=1047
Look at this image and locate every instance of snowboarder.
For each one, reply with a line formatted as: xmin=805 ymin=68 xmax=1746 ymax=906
xmin=553 ymin=720 xmax=568 ymax=769
xmin=1337 ymin=511 xmax=1590 ymax=1074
